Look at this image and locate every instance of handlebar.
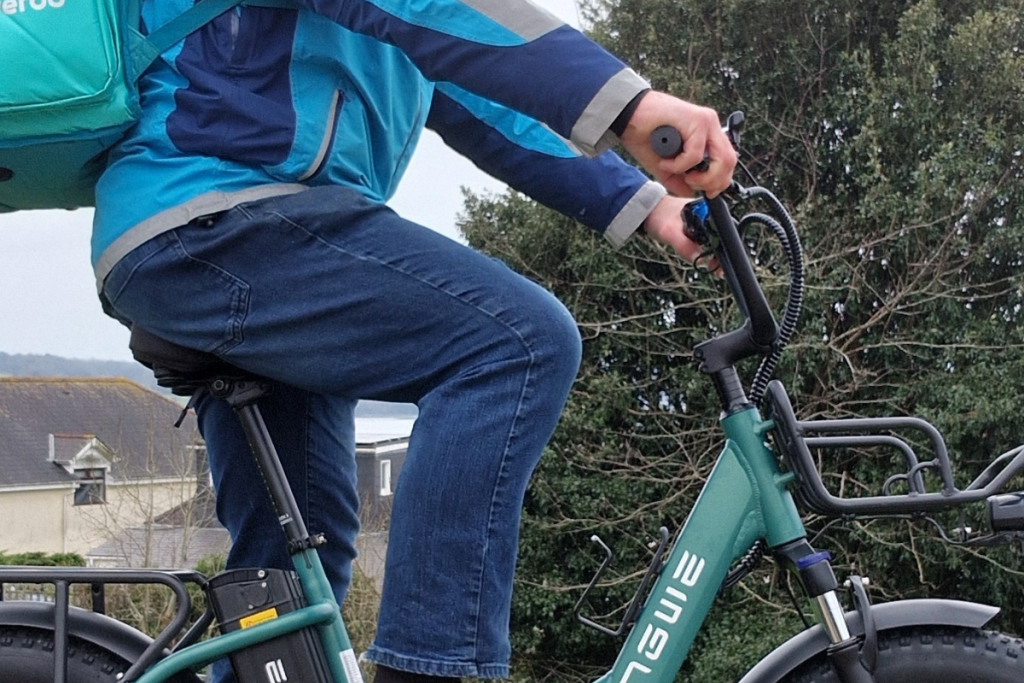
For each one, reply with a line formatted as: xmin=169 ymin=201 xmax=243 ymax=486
xmin=649 ymin=118 xmax=780 ymax=379
xmin=650 ymin=126 xmax=710 ymax=172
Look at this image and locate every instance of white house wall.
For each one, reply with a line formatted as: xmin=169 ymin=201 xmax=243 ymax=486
xmin=0 ymin=478 xmax=197 ymax=556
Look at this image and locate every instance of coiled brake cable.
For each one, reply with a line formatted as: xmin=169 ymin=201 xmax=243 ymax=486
xmin=740 ymin=186 xmax=804 ymax=407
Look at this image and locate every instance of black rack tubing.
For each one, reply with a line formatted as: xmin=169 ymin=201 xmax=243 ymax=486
xmin=0 ymin=567 xmax=199 ymax=682
xmin=803 ymin=435 xmax=928 ymax=494
xmin=799 ymin=417 xmax=955 ymax=489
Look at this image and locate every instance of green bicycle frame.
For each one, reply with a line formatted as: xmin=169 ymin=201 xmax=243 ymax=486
xmin=132 ymin=403 xmax=803 ymax=683
xmin=594 ymin=405 xmax=806 ymax=683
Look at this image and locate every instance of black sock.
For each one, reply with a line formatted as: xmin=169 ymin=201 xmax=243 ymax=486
xmin=372 ymin=665 xmax=460 ymax=683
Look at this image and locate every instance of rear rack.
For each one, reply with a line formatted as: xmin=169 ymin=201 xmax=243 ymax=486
xmin=0 ymin=567 xmax=212 ymax=682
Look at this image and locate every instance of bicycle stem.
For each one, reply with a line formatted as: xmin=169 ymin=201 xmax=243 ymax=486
xmin=692 ymin=195 xmax=780 ymax=413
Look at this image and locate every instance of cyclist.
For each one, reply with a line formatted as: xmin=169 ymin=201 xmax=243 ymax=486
xmin=93 ymin=2 xmax=736 ymax=683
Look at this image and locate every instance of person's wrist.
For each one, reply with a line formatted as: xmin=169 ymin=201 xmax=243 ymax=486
xmin=610 ymin=89 xmax=652 ymax=137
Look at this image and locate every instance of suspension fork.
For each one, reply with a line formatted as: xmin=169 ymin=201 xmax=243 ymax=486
xmin=773 ymin=540 xmax=878 ymax=683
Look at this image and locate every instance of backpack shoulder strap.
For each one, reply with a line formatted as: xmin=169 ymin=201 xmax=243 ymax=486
xmin=129 ymin=0 xmax=299 ymax=78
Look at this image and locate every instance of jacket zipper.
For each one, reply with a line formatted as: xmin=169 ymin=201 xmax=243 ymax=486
xmin=299 ymin=90 xmax=342 ymax=181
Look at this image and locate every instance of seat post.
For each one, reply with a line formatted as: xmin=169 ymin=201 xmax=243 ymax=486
xmin=129 ymin=325 xmax=328 ymax=554
xmin=210 ymin=378 xmax=326 ymax=555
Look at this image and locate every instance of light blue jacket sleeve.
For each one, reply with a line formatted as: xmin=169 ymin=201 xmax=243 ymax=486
xmin=294 ymin=0 xmax=650 ymax=155
xmin=427 ymin=83 xmax=666 ymax=248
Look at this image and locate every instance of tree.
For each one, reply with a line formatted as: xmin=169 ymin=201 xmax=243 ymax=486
xmin=459 ymin=1 xmax=1024 ymax=680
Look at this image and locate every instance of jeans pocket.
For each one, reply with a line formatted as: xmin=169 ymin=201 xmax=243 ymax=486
xmin=101 ymin=229 xmax=251 ymax=356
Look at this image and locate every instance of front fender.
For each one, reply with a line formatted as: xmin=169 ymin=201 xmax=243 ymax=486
xmin=0 ymin=601 xmax=202 ymax=683
xmin=737 ymin=599 xmax=1000 ymax=683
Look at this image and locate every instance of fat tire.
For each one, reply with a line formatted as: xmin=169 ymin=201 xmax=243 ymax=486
xmin=782 ymin=626 xmax=1023 ymax=683
xmin=0 ymin=624 xmax=130 ymax=682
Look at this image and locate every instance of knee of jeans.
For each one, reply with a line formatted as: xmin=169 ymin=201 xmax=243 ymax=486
xmin=524 ymin=296 xmax=583 ymax=388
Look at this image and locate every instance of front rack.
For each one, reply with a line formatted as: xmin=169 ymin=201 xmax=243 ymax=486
xmin=764 ymin=380 xmax=1024 ymax=519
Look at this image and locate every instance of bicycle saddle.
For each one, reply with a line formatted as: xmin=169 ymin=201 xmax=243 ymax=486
xmin=129 ymin=325 xmax=252 ymax=396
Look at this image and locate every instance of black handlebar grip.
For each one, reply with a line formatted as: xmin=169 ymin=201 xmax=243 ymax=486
xmin=651 ymin=126 xmax=683 ymax=158
xmin=649 ymin=126 xmax=710 ymax=172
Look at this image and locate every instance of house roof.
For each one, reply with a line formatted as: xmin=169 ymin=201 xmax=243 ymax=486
xmin=355 ymin=417 xmax=415 ymax=443
xmin=0 ymin=378 xmax=201 ymax=488
xmin=154 ymin=486 xmax=220 ymax=529
xmin=87 ymin=525 xmax=232 ymax=570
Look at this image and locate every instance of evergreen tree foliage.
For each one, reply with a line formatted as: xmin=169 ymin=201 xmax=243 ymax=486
xmin=459 ymin=1 xmax=1024 ymax=680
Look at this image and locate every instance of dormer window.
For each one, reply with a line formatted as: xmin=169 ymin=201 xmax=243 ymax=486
xmin=49 ymin=434 xmax=113 ymax=506
xmin=74 ymin=467 xmax=107 ymax=506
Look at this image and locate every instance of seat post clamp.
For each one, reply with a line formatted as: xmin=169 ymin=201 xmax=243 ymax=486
xmin=208 ymin=378 xmax=271 ymax=407
xmin=287 ymin=533 xmax=328 ymax=555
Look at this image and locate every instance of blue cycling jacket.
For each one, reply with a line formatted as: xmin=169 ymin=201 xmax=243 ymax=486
xmin=92 ymin=0 xmax=666 ymax=286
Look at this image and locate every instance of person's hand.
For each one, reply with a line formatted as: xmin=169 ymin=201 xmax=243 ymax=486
xmin=619 ymin=91 xmax=737 ymax=198
xmin=642 ymin=195 xmax=712 ymax=266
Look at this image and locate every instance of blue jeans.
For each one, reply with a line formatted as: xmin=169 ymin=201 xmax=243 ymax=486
xmin=100 ymin=186 xmax=582 ymax=679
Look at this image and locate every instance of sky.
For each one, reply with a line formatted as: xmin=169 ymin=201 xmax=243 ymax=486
xmin=0 ymin=0 xmax=582 ymax=363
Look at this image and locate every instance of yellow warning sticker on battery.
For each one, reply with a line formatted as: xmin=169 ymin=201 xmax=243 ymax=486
xmin=239 ymin=608 xmax=279 ymax=629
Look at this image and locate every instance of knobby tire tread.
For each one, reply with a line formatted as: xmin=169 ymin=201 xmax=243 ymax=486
xmin=0 ymin=624 xmax=130 ymax=682
xmin=783 ymin=626 xmax=1023 ymax=683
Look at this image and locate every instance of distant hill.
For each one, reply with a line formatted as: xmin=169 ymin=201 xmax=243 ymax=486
xmin=0 ymin=352 xmax=162 ymax=392
xmin=0 ymin=352 xmax=418 ymax=418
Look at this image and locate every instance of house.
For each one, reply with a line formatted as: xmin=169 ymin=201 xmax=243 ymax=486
xmin=0 ymin=377 xmax=203 ymax=557
xmin=0 ymin=376 xmax=411 ymax=578
xmin=86 ymin=485 xmax=230 ymax=569
xmin=86 ymin=412 xmax=412 ymax=576
xmin=355 ymin=416 xmax=412 ymax=530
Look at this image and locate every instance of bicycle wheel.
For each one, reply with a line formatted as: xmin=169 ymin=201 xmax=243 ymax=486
xmin=782 ymin=626 xmax=1023 ymax=683
xmin=0 ymin=625 xmax=129 ymax=682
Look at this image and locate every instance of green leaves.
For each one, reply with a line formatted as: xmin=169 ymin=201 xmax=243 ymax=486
xmin=0 ymin=551 xmax=85 ymax=566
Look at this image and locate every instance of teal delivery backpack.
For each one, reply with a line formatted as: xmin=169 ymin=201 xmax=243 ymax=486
xmin=0 ymin=0 xmax=249 ymax=212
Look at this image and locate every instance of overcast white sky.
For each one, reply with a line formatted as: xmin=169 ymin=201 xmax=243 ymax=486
xmin=0 ymin=0 xmax=582 ymax=363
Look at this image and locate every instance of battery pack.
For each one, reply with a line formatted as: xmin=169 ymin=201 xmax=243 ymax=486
xmin=207 ymin=568 xmax=333 ymax=683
